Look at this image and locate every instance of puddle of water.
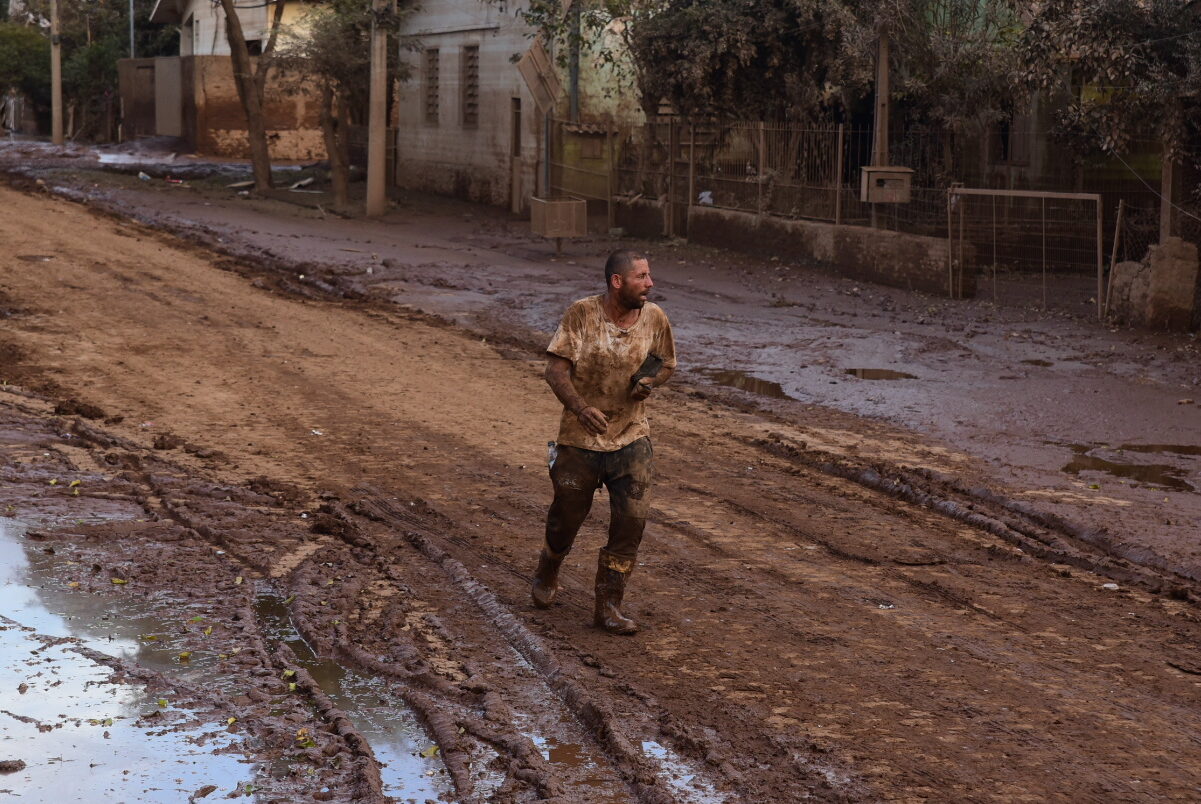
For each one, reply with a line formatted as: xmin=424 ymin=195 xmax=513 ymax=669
xmin=844 ymin=368 xmax=918 ymax=380
xmin=641 ymin=740 xmax=727 ymax=803
xmin=1117 ymin=443 xmax=1201 ymax=457
xmin=1021 ymin=359 xmax=1054 ymax=367
xmin=706 ymin=370 xmax=792 ymax=399
xmin=524 ymin=733 xmax=626 ymax=803
xmin=254 ymin=593 xmax=451 ymax=801
xmin=16 ymin=255 xmax=54 ymax=262
xmin=0 ymin=517 xmax=251 ymax=801
xmin=1059 ymin=445 xmax=1195 ymax=492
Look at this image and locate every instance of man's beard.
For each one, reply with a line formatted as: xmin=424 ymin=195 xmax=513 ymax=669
xmin=621 ymin=289 xmax=647 ymax=309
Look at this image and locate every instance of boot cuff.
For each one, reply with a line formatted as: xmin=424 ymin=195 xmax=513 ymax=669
xmin=598 ymin=548 xmax=635 ymax=574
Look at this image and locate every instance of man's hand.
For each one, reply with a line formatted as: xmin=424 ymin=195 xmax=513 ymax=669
xmin=575 ymin=405 xmax=609 ymax=436
xmin=631 ymin=377 xmax=654 ymax=401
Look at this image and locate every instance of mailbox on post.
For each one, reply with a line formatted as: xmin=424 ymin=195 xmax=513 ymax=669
xmin=859 ymin=166 xmax=914 ymax=204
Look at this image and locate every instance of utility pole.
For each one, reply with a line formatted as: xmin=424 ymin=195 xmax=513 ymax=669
xmin=130 ymin=0 xmax=136 ymax=58
xmin=364 ymin=0 xmax=388 ymax=216
xmin=51 ymin=0 xmax=63 ymax=145
xmin=873 ymin=29 xmax=889 ymax=166
xmin=870 ymin=27 xmax=889 ymax=227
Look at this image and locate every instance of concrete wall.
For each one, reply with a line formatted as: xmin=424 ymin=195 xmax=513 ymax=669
xmin=181 ymin=56 xmax=322 ymax=160
xmin=688 ymin=205 xmax=975 ymax=298
xmin=394 ymin=0 xmax=540 ymax=209
xmin=154 ymin=57 xmax=182 ymax=137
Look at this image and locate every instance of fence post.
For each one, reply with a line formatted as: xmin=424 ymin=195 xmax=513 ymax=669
xmin=947 ymin=190 xmax=954 ymax=297
xmin=607 ymin=128 xmax=616 ymax=232
xmin=757 ymin=121 xmax=766 ymax=216
xmin=1104 ymin=199 xmax=1125 ymax=318
xmin=1095 ymin=198 xmax=1104 ymax=320
xmin=834 ymin=123 xmax=845 ymax=225
xmin=666 ymin=118 xmax=677 ymax=237
xmin=688 ymin=120 xmax=696 ymax=216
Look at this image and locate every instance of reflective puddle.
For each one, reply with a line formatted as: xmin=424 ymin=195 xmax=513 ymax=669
xmin=253 ymin=593 xmax=451 ymax=801
xmin=641 ymin=740 xmax=728 ymax=803
xmin=706 ymin=370 xmax=792 ymax=399
xmin=844 ymin=368 xmax=918 ymax=380
xmin=0 ymin=516 xmax=451 ymax=802
xmin=1117 ymin=443 xmax=1201 ymax=457
xmin=524 ymin=733 xmax=627 ymax=803
xmin=1059 ymin=444 xmax=1196 ymax=492
xmin=0 ymin=517 xmax=250 ymax=801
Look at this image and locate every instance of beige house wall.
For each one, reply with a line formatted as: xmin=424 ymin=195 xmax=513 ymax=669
xmin=394 ymin=0 xmax=542 ymax=209
xmin=181 ymin=55 xmax=323 ymax=161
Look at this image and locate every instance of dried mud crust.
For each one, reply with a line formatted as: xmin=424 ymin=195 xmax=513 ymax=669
xmin=2 ymin=178 xmax=1201 ymax=800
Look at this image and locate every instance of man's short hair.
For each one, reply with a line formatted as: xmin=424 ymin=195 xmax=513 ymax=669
xmin=604 ymin=249 xmax=647 ymax=285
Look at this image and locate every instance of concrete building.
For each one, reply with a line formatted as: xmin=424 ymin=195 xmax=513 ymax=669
xmin=393 ymin=1 xmax=644 ymax=214
xmin=118 ymin=0 xmax=321 ymax=159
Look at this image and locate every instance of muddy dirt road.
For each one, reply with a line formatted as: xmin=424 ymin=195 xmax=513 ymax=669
xmin=2 ymin=179 xmax=1201 ymax=802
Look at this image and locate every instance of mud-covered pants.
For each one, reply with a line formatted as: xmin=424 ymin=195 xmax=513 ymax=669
xmin=545 ymin=438 xmax=653 ymax=573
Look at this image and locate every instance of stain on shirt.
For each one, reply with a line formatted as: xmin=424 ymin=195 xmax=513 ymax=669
xmin=547 ymin=295 xmax=677 ymax=452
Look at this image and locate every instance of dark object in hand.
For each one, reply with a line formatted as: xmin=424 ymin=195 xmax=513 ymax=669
xmin=630 ymin=353 xmax=663 ymax=389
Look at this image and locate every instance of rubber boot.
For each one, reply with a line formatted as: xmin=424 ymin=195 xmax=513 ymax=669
xmin=531 ymin=548 xmax=566 ymax=609
xmin=593 ymin=551 xmax=638 ymax=635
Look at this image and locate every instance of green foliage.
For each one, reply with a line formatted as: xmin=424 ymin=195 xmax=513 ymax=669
xmin=0 ymin=22 xmax=50 ymax=106
xmin=516 ymin=0 xmax=1021 ymax=130
xmin=1019 ymin=0 xmax=1201 ymax=158
xmin=276 ymin=0 xmax=414 ymax=117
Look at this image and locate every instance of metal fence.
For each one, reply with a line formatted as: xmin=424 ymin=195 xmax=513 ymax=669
xmin=949 ymin=188 xmax=1103 ymax=314
xmin=550 ymin=116 xmax=1181 ymax=316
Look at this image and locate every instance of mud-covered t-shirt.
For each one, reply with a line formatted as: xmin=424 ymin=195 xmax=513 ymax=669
xmin=547 ymin=295 xmax=677 ymax=452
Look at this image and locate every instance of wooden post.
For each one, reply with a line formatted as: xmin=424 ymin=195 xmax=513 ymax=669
xmin=1104 ymin=199 xmax=1125 ymax=318
xmin=870 ymin=29 xmax=889 ymax=229
xmin=1041 ymin=196 xmax=1047 ymax=309
xmin=666 ymin=118 xmax=677 ymax=237
xmin=1095 ymin=197 xmax=1104 ymax=320
xmin=50 ymin=0 xmax=63 ymax=145
xmin=834 ymin=123 xmax=845 ymax=225
xmin=687 ymin=121 xmax=696 ymax=213
xmin=1160 ymin=151 xmax=1178 ymax=243
xmin=991 ymin=194 xmax=998 ymax=302
xmin=957 ymin=198 xmax=965 ymax=299
xmin=947 ymin=191 xmax=954 ymax=297
xmin=364 ymin=0 xmax=388 ymax=216
xmin=607 ymin=128 xmax=616 ymax=232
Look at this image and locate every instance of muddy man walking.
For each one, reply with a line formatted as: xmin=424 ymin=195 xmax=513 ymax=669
xmin=532 ymin=249 xmax=676 ymax=634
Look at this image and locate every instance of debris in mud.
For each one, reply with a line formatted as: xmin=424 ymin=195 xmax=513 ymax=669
xmin=53 ymin=398 xmax=106 ymax=419
xmin=153 ymin=432 xmax=185 ymax=450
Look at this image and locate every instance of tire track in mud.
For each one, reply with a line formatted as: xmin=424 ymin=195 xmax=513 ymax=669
xmin=344 ymin=490 xmax=755 ymax=804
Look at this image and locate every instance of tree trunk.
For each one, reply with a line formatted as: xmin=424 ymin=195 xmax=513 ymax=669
xmin=219 ymin=0 xmax=285 ymax=192
xmin=319 ymin=84 xmax=350 ymax=211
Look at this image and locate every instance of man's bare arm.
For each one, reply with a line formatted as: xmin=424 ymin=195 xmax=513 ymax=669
xmin=631 ymin=365 xmax=674 ymax=401
xmin=545 ymin=355 xmax=608 ymax=435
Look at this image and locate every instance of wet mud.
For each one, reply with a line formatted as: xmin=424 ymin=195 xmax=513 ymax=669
xmin=2 ymin=153 xmax=1201 ymax=801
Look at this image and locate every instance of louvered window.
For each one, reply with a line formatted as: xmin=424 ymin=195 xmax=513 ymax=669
xmin=461 ymin=46 xmax=479 ymax=129
xmin=424 ymin=49 xmax=440 ymax=125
